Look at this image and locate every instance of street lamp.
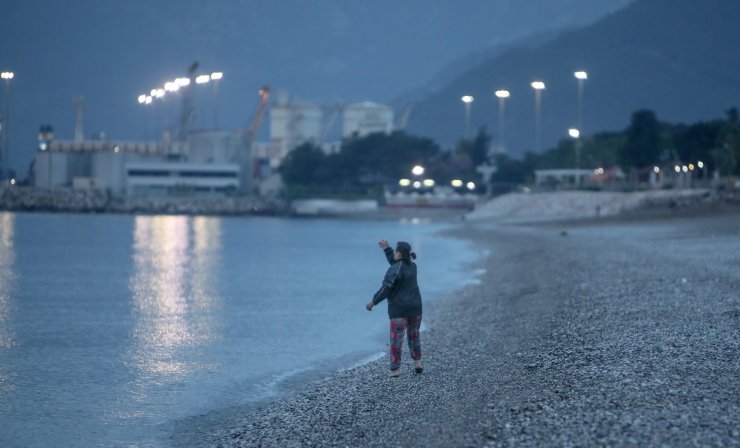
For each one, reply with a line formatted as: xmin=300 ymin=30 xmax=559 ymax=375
xmin=574 ymin=71 xmax=588 ymax=132
xmin=568 ymin=128 xmax=582 ymax=184
xmin=411 ymin=165 xmax=425 ymax=176
xmin=1 ymin=71 xmax=14 ymax=180
xmin=195 ymin=74 xmax=210 ymax=84
xmin=494 ymin=90 xmax=510 ymax=153
xmin=211 ymin=72 xmax=223 ymax=128
xmin=461 ymin=95 xmax=474 ymax=138
xmin=697 ymin=160 xmax=707 ymax=180
xmin=531 ymin=81 xmax=546 ymax=152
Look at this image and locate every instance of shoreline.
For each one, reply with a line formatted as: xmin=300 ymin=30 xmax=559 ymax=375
xmin=177 ymin=209 xmax=740 ymax=447
xmin=166 ymin=221 xmax=485 ymax=447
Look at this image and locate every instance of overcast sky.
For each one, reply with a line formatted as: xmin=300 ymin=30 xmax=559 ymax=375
xmin=0 ymin=0 xmax=632 ymax=174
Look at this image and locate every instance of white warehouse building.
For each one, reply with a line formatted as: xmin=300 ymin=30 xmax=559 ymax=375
xmin=34 ymin=131 xmax=250 ymax=197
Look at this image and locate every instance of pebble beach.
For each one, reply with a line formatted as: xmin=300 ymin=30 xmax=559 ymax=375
xmin=171 ymin=206 xmax=740 ymax=447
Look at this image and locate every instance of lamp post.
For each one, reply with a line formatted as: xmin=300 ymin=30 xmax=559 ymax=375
xmin=574 ymin=71 xmax=588 ymax=132
xmin=569 ymin=128 xmax=582 ymax=185
xmin=494 ymin=90 xmax=510 ymax=153
xmin=461 ymin=95 xmax=474 ymax=138
xmin=211 ymin=72 xmax=223 ymax=129
xmin=1 ymin=71 xmax=14 ymax=181
xmin=531 ymin=81 xmax=546 ymax=152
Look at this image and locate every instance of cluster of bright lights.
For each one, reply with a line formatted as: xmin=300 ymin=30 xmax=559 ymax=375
xmin=398 ymin=178 xmax=436 ymax=188
xmin=672 ymin=160 xmax=704 ymax=174
xmin=1 ymin=72 xmax=14 ymax=80
xmin=137 ymin=72 xmax=223 ymax=104
xmin=401 ymin=166 xmax=476 ymax=191
xmin=593 ymin=167 xmax=605 ymax=175
xmin=448 ymin=179 xmax=476 ymax=190
xmin=472 ymin=71 xmax=587 ymax=106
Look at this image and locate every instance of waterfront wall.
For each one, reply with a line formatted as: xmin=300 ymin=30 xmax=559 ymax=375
xmin=0 ymin=187 xmax=277 ymax=215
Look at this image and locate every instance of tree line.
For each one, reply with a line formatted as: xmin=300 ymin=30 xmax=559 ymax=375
xmin=279 ymin=108 xmax=740 ymax=198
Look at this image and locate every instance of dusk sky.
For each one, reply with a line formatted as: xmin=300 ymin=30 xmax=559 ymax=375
xmin=0 ymin=0 xmax=632 ymax=175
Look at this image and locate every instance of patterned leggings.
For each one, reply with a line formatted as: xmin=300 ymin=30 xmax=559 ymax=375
xmin=389 ymin=315 xmax=422 ymax=371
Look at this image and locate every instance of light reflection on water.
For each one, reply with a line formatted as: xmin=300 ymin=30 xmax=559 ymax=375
xmin=0 ymin=213 xmax=16 ymax=398
xmin=125 ymin=215 xmax=223 ymax=404
xmin=0 ymin=214 xmax=482 ymax=446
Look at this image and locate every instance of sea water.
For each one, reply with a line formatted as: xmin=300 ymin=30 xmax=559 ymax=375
xmin=0 ymin=212 xmax=481 ymax=447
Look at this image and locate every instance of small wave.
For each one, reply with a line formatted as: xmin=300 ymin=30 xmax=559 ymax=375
xmin=255 ymin=366 xmax=313 ymax=397
xmin=339 ymin=352 xmax=386 ymax=372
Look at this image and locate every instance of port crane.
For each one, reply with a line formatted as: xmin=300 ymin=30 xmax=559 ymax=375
xmin=239 ymin=85 xmax=270 ymax=193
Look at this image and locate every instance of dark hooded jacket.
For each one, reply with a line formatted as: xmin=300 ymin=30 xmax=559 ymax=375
xmin=371 ymin=247 xmax=423 ymax=318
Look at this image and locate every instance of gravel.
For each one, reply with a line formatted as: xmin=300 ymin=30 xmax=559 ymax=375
xmin=171 ymin=212 xmax=740 ymax=447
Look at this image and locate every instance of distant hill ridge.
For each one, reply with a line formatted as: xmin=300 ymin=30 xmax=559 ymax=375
xmin=405 ymin=0 xmax=740 ymax=154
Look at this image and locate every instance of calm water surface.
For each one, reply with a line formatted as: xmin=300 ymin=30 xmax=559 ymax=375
xmin=0 ymin=212 xmax=480 ymax=447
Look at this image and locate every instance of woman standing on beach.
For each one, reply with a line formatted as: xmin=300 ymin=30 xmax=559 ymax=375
xmin=366 ymin=240 xmax=423 ymax=377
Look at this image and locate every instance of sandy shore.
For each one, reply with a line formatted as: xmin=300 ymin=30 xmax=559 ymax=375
xmin=171 ymin=210 xmax=740 ymax=447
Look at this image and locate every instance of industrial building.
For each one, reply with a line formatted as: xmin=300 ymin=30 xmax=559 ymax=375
xmin=34 ymin=132 xmax=248 ymax=197
xmin=32 ymin=77 xmax=395 ymax=197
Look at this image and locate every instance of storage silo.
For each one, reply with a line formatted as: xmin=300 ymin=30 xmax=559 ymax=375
xmin=342 ymin=102 xmax=394 ymax=138
xmin=270 ymin=94 xmax=323 ymax=160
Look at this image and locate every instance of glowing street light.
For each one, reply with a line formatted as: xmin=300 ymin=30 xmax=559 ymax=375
xmin=423 ymin=179 xmax=435 ymax=187
xmin=164 ymin=81 xmax=180 ymax=92
xmin=411 ymin=165 xmax=425 ymax=176
xmin=195 ymin=74 xmax=210 ymax=84
xmin=574 ymin=71 xmax=588 ymax=132
xmin=413 ymin=181 xmax=422 ymax=189
xmin=466 ymin=181 xmax=476 ymax=191
xmin=495 ymin=89 xmax=510 ymax=153
xmin=154 ymin=89 xmax=165 ymax=99
xmin=568 ymin=128 xmax=581 ymax=139
xmin=461 ymin=95 xmax=474 ymax=138
xmin=175 ymin=77 xmax=190 ymax=87
xmin=674 ymin=165 xmax=681 ymax=173
xmin=531 ymin=81 xmax=546 ymax=152
xmin=145 ymin=96 xmax=153 ymax=105
xmin=0 ymin=72 xmax=13 ymax=80
xmin=210 ymin=72 xmax=223 ymax=80
xmin=451 ymin=179 xmax=463 ymax=188
xmin=653 ymin=166 xmax=660 ymax=173
xmin=399 ymin=178 xmax=411 ymax=187
xmin=137 ymin=94 xmax=147 ymax=104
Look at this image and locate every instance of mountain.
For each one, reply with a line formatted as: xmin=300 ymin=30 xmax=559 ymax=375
xmin=404 ymin=0 xmax=740 ymax=154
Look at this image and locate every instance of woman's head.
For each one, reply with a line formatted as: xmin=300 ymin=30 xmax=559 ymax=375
xmin=394 ymin=241 xmax=417 ymax=262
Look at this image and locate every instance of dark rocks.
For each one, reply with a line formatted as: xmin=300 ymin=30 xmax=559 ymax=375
xmin=0 ymin=186 xmax=280 ymax=215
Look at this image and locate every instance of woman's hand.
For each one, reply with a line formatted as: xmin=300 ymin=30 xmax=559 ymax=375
xmin=378 ymin=240 xmax=390 ymax=250
xmin=366 ymin=302 xmax=374 ymax=311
